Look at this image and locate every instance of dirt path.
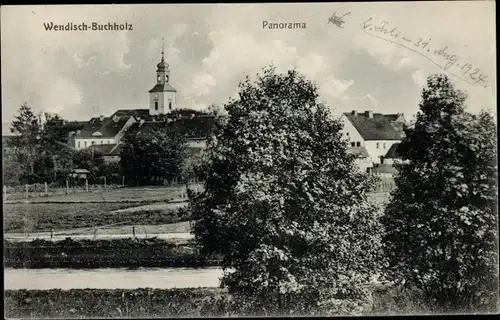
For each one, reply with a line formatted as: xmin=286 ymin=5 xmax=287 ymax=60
xmin=111 ymin=201 xmax=188 ymax=213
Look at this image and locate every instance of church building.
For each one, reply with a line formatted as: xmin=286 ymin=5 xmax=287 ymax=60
xmin=72 ymin=44 xmax=215 ymax=162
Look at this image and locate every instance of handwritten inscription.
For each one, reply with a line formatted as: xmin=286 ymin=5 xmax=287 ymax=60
xmin=328 ymin=12 xmax=351 ymax=28
xmin=361 ymin=18 xmax=489 ymax=88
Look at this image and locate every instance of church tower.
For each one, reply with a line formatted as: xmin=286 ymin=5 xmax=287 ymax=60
xmin=149 ymin=39 xmax=177 ymax=115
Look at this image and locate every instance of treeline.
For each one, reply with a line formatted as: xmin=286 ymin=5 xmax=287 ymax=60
xmin=3 ymin=104 xmax=207 ymax=186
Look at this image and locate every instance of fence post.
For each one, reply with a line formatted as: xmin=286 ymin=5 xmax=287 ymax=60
xmin=50 ymin=228 xmax=54 ymax=240
xmin=3 ymin=185 xmax=6 ymax=202
xmin=93 ymin=226 xmax=97 ymax=240
xmin=25 ymin=184 xmax=29 ymax=199
xmin=85 ymin=179 xmax=89 ymax=192
xmin=122 ymin=176 xmax=125 ymax=186
xmin=104 ymin=177 xmax=107 ymax=189
xmin=66 ymin=180 xmax=69 ymax=194
xmin=44 ymin=182 xmax=48 ymax=196
xmin=133 ymin=226 xmax=136 ymax=238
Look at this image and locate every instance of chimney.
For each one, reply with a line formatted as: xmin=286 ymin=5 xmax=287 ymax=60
xmin=112 ymin=115 xmax=119 ymax=122
xmin=365 ymin=110 xmax=373 ymax=118
xmin=139 ymin=119 xmax=145 ymax=127
xmin=99 ymin=115 xmax=105 ymax=122
xmin=351 ymin=110 xmax=356 ymax=116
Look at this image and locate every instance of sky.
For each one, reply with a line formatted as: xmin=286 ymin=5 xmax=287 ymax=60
xmin=1 ymin=2 xmax=496 ymax=135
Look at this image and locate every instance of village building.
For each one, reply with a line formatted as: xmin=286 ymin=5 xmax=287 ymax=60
xmin=68 ymin=48 xmax=406 ymax=177
xmin=87 ymin=143 xmax=124 ymax=163
xmin=340 ymin=110 xmax=405 ymax=167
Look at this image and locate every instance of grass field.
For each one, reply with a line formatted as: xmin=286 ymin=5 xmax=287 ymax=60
xmin=3 ymin=202 xmax=190 ymax=233
xmin=5 ymin=185 xmax=194 ymax=203
xmin=4 ymin=190 xmax=390 ymax=234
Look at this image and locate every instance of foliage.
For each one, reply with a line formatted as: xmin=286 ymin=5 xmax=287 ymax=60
xmin=7 ymin=105 xmax=85 ymax=184
xmin=382 ymin=74 xmax=499 ymax=313
xmin=190 ymin=66 xmax=383 ymax=316
xmin=168 ymin=108 xmax=210 ymax=118
xmin=98 ymin=161 xmax=123 ymax=184
xmin=4 ymin=238 xmax=220 ymax=269
xmin=120 ymin=127 xmax=187 ymax=185
xmin=4 ymin=288 xmax=226 ymax=318
xmin=8 ymin=103 xmax=42 ymax=182
xmin=2 ymin=151 xmax=22 ymax=185
xmin=72 ymin=149 xmax=105 ymax=179
xmin=5 ymin=286 xmax=404 ymax=318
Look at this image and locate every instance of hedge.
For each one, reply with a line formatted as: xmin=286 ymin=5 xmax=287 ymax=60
xmin=4 ymin=238 xmax=222 ymax=269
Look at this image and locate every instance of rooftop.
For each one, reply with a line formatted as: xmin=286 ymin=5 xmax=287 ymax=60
xmin=344 ymin=111 xmax=403 ymax=141
xmin=385 ymin=143 xmax=401 ymax=159
xmin=130 ymin=115 xmax=216 ymax=139
xmin=76 ymin=116 xmax=130 ymax=138
xmin=149 ymin=83 xmax=177 ymax=93
xmin=112 ymin=109 xmax=150 ymax=120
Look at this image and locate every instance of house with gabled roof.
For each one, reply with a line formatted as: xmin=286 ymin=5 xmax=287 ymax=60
xmin=74 ymin=115 xmax=136 ymax=149
xmin=341 ymin=110 xmax=404 ymax=165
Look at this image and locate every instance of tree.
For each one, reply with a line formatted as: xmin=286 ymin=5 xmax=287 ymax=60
xmin=72 ymin=149 xmax=105 ymax=181
xmin=2 ymin=151 xmax=21 ymax=185
xmin=189 ymin=66 xmax=383 ymax=316
xmin=120 ymin=127 xmax=187 ymax=185
xmin=381 ymin=74 xmax=498 ymax=313
xmin=9 ymin=103 xmax=42 ymax=182
xmin=39 ymin=113 xmax=83 ymax=181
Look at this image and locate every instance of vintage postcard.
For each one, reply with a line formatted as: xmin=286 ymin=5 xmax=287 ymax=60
xmin=2 ymin=2 xmax=497 ymax=318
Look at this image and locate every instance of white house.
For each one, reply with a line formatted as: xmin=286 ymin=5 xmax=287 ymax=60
xmin=340 ymin=110 xmax=404 ymax=164
xmin=74 ymin=115 xmax=136 ymax=149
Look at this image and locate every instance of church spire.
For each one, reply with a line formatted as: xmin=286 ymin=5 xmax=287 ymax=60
xmin=161 ymin=37 xmax=165 ymax=63
xmin=156 ymin=37 xmax=168 ymax=72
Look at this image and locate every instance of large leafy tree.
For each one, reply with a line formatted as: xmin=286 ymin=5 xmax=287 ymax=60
xmin=9 ymin=103 xmax=42 ymax=182
xmin=120 ymin=127 xmax=187 ymax=185
xmin=382 ymin=74 xmax=498 ymax=313
xmin=190 ymin=66 xmax=382 ymax=316
xmin=39 ymin=113 xmax=84 ymax=181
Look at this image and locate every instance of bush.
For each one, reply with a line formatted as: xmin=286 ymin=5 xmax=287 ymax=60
xmin=4 ymin=238 xmax=222 ymax=268
xmin=4 ymin=288 xmax=226 ymax=318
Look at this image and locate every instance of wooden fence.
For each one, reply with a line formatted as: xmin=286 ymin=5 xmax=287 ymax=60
xmin=3 ymin=181 xmax=122 ymax=201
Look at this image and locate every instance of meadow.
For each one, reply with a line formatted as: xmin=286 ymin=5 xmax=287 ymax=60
xmin=3 ymin=202 xmax=191 ymax=233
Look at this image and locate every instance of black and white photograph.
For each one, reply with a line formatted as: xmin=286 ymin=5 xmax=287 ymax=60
xmin=2 ymin=2 xmax=498 ymax=317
